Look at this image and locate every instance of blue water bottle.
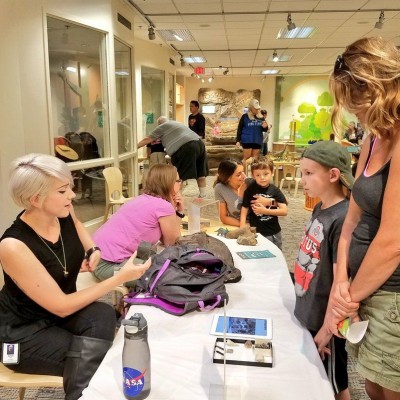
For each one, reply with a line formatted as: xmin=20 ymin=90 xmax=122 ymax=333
xmin=122 ymin=313 xmax=151 ymax=399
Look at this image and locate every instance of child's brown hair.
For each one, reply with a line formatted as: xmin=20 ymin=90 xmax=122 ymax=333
xmin=250 ymin=159 xmax=274 ymax=174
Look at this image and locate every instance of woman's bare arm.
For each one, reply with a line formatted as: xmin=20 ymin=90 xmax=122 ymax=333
xmin=158 ymin=214 xmax=181 ymax=245
xmin=218 ymin=202 xmax=240 ymax=227
xmin=0 ymin=239 xmax=150 ymax=318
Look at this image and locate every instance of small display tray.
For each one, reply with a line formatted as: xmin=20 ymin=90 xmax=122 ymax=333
xmin=212 ymin=338 xmax=273 ymax=368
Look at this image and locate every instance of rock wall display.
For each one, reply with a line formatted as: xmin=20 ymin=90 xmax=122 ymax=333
xmin=199 ymin=88 xmax=261 ymax=173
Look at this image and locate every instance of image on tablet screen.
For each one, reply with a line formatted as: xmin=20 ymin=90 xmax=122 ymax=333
xmin=215 ymin=316 xmax=267 ymax=336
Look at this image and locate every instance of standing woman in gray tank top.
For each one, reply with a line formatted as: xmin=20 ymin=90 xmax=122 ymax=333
xmin=323 ymin=37 xmax=400 ymax=400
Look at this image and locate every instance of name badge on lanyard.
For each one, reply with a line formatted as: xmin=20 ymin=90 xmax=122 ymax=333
xmin=2 ymin=343 xmax=20 ymax=364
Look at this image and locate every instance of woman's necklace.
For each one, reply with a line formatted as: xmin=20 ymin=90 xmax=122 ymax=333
xmin=36 ymin=231 xmax=68 ymax=277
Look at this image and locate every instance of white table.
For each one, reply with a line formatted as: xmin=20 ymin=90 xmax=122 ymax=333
xmin=81 ymin=234 xmax=334 ymax=400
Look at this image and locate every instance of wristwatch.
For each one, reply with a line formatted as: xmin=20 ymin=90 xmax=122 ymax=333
xmin=176 ymin=210 xmax=185 ymax=218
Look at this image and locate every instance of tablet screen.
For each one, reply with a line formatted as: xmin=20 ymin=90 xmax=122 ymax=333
xmin=210 ymin=315 xmax=272 ymax=339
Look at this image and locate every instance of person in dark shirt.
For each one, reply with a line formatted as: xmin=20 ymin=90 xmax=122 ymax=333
xmin=240 ymin=159 xmax=287 ymax=249
xmin=188 ymin=100 xmax=206 ymax=139
xmin=0 ymin=153 xmax=150 ymax=400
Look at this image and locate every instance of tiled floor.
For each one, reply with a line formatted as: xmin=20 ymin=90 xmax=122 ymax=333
xmin=0 ymin=176 xmax=368 ymax=399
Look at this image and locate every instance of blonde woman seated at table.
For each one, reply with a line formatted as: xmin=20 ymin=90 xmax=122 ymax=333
xmin=0 ymin=154 xmax=150 ymax=400
xmin=213 ymin=159 xmax=273 ymax=227
xmin=93 ymin=164 xmax=184 ymax=283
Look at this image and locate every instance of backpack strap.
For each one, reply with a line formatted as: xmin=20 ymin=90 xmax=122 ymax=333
xmin=198 ymin=295 xmax=222 ymax=311
xmin=123 ymin=292 xmax=187 ymax=316
xmin=149 ymin=259 xmax=171 ymax=292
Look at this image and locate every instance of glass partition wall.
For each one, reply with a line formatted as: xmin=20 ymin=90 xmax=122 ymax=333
xmin=47 ymin=16 xmax=135 ymax=223
xmin=141 ymin=66 xmax=165 ymax=136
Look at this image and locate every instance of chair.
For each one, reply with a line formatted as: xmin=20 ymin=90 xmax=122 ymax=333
xmin=0 ymin=362 xmax=63 ymax=400
xmin=279 ymin=164 xmax=302 ymax=197
xmin=102 ymin=167 xmax=132 ymax=222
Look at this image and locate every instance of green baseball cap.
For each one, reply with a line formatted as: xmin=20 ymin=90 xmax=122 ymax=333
xmin=302 ymin=140 xmax=354 ymax=189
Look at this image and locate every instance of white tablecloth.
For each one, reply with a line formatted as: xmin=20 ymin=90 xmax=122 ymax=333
xmin=81 ymin=234 xmax=334 ymax=400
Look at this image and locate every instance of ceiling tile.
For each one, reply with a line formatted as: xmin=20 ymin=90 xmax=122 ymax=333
xmin=128 ymin=0 xmax=400 ymax=77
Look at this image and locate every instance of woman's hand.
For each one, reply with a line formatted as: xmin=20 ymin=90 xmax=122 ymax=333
xmin=173 ymin=191 xmax=185 ymax=213
xmin=327 ymin=281 xmax=359 ymax=335
xmin=119 ymin=251 xmax=151 ymax=283
xmin=80 ymin=249 xmax=101 ymax=272
xmin=236 ymin=141 xmax=241 ymax=148
xmin=261 ymin=121 xmax=268 ymax=129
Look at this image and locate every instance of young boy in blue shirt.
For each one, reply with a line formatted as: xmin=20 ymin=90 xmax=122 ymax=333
xmin=294 ymin=140 xmax=354 ymax=400
xmin=240 ymin=159 xmax=288 ymax=249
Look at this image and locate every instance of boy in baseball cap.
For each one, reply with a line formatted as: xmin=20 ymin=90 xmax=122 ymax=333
xmin=294 ymin=140 xmax=353 ymax=400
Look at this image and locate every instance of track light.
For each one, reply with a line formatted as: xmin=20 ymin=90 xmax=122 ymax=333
xmin=148 ymin=26 xmax=155 ymax=40
xmin=180 ymin=56 xmax=187 ymax=67
xmin=287 ymin=13 xmax=296 ymax=31
xmin=272 ymin=50 xmax=279 ymax=62
xmin=208 ymin=76 xmax=214 ymax=82
xmin=191 ymin=72 xmax=196 ymax=78
xmin=223 ymin=68 xmax=229 ymax=76
xmin=375 ymin=11 xmax=385 ymax=29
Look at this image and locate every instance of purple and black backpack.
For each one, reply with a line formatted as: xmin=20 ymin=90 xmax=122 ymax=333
xmin=123 ymin=244 xmax=229 ymax=316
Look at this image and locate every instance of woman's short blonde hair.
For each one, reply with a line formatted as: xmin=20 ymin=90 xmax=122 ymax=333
xmin=330 ymin=37 xmax=400 ymax=138
xmin=143 ymin=163 xmax=177 ymax=202
xmin=9 ymin=153 xmax=73 ymax=210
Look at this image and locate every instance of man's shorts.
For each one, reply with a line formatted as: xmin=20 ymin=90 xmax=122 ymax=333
xmin=310 ymin=329 xmax=348 ymax=395
xmin=171 ymin=139 xmax=209 ymax=181
xmin=346 ymin=290 xmax=400 ymax=392
xmin=241 ymin=143 xmax=262 ymax=149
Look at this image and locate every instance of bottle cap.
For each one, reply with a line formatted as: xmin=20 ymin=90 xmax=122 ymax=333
xmin=122 ymin=313 xmax=147 ymax=334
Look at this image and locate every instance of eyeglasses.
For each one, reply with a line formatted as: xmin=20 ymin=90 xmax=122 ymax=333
xmin=334 ymin=55 xmax=349 ymax=74
xmin=176 ymin=179 xmax=183 ymax=184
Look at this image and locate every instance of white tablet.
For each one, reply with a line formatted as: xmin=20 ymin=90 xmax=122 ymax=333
xmin=210 ymin=314 xmax=272 ymax=340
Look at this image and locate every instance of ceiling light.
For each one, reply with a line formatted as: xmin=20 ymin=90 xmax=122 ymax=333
xmin=277 ymin=26 xmax=315 ymax=39
xmin=157 ymin=29 xmax=193 ymax=42
xmin=148 ymin=26 xmax=155 ymax=40
xmin=261 ymin=69 xmax=279 ymax=75
xmin=183 ymin=56 xmax=206 ymax=63
xmin=272 ymin=50 xmax=279 ymax=62
xmin=375 ymin=11 xmax=385 ymax=29
xmin=66 ymin=66 xmax=77 ymax=73
xmin=201 ymin=78 xmax=205 ymax=83
xmin=173 ymin=34 xmax=183 ymax=41
xmin=268 ymin=54 xmax=292 ymax=62
xmin=223 ymin=68 xmax=229 ymax=76
xmin=287 ymin=13 xmax=296 ymax=31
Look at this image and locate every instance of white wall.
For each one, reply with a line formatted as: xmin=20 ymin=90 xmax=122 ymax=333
xmin=0 ymin=0 xmax=25 ymax=229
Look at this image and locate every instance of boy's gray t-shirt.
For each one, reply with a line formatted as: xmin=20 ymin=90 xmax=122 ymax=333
xmin=294 ymin=199 xmax=349 ymax=332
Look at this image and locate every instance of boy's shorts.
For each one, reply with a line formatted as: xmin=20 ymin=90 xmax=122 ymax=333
xmin=346 ymin=290 xmax=400 ymax=392
xmin=310 ymin=330 xmax=348 ymax=395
